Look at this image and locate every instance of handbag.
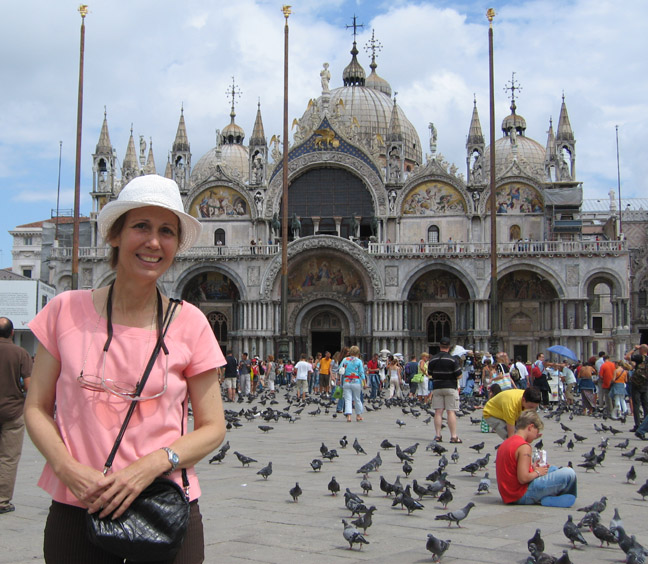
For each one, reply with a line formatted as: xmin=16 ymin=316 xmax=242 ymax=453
xmin=333 ymin=385 xmax=343 ymax=399
xmin=86 ymin=294 xmax=190 ymax=562
xmin=411 ymin=372 xmax=425 ymax=384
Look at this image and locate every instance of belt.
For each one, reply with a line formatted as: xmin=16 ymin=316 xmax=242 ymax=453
xmin=345 ymin=375 xmax=360 ymax=379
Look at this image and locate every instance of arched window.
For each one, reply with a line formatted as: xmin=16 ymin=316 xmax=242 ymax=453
xmin=427 ymin=311 xmax=451 ymax=344
xmin=510 ymin=225 xmax=521 ymax=241
xmin=208 ymin=311 xmax=228 ymax=343
xmin=427 ymin=225 xmax=440 ymax=243
xmin=214 ymin=229 xmax=225 ymax=246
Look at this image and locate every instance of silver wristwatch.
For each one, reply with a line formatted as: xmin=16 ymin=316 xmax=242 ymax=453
xmin=161 ymin=447 xmax=180 ymax=475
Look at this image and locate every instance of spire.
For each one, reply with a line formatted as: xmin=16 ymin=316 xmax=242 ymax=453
xmin=364 ymin=29 xmax=391 ymax=96
xmin=172 ymin=105 xmax=190 ymax=153
xmin=222 ymin=77 xmax=245 ymax=144
xmin=466 ymin=97 xmax=484 ymax=146
xmin=386 ymin=97 xmax=403 ymax=141
xmin=122 ymin=126 xmax=139 ymax=171
xmin=95 ymin=107 xmax=112 ymax=154
xmin=556 ymin=94 xmax=574 ymax=142
xmin=545 ymin=117 xmax=557 ymax=160
xmin=250 ymin=101 xmax=266 ymax=145
xmin=144 ymin=138 xmax=157 ymax=175
xmin=343 ymin=16 xmax=366 ymax=86
xmin=164 ymin=153 xmax=172 ymax=179
xmin=501 ymin=73 xmax=527 ymax=136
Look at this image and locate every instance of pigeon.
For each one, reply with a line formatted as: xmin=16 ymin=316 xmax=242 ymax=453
xmin=342 ymin=519 xmax=369 ymax=550
xmin=412 ymin=479 xmax=436 ymax=500
xmin=360 ymin=474 xmax=373 ymax=495
xmin=626 ymin=548 xmax=647 ymax=564
xmin=402 ymin=442 xmax=420 ymax=456
xmin=461 ymin=462 xmax=480 ymax=476
xmin=435 ymin=502 xmax=475 ymax=527
xmin=380 ymin=475 xmax=395 ymax=496
xmin=353 ymin=438 xmax=367 ymax=455
xmin=380 ymin=439 xmax=395 ymax=449
xmin=591 ymin=522 xmax=619 ymax=547
xmin=396 ymin=419 xmax=407 ymax=427
xmin=469 ymin=441 xmax=485 ymax=453
xmin=566 ymin=439 xmax=575 ymax=451
xmin=638 ymin=479 xmax=648 ymax=500
xmin=555 ymin=550 xmax=573 ymax=564
xmin=577 ymin=511 xmax=601 ymax=528
xmin=573 ymin=433 xmax=587 ymax=443
xmin=627 ymin=465 xmax=637 ymax=484
xmin=535 ymin=440 xmax=544 ymax=450
xmin=234 ymin=451 xmax=257 ymax=467
xmin=476 ymin=452 xmax=491 ymax=469
xmin=208 ymin=450 xmax=227 ymax=464
xmin=577 ymin=460 xmax=598 ymax=472
xmin=310 ymin=458 xmax=323 ymax=472
xmin=477 ymin=472 xmax=491 ymax=494
xmin=402 ymin=460 xmax=413 ymax=477
xmin=258 ymin=425 xmax=273 ymax=433
xmin=608 ymin=425 xmax=623 ymax=435
xmin=320 ymin=442 xmax=329 ymax=456
xmin=563 ymin=515 xmax=588 ymax=548
xmin=609 ymin=507 xmax=623 ymax=532
xmin=256 ymin=461 xmax=272 ymax=480
xmin=554 ymin=435 xmax=567 ymax=447
xmin=438 ymin=487 xmax=453 ymax=509
xmin=322 ymin=449 xmax=339 ymax=461
xmin=616 ymin=438 xmax=630 ymax=449
xmin=426 ymin=533 xmax=451 ymax=562
xmin=561 ymin=422 xmax=572 ymax=432
xmin=351 ymin=505 xmax=376 ymax=533
xmin=289 ymin=482 xmax=302 ymax=502
xmin=395 ymin=444 xmax=414 ymax=462
xmin=326 ymin=475 xmax=341 ymax=496
xmin=451 ymin=447 xmax=460 ymax=464
xmin=528 ymin=528 xmax=545 ymax=553
xmin=622 ymin=447 xmax=638 ymax=459
xmin=598 ymin=437 xmax=609 ymax=450
xmin=401 ymin=494 xmax=425 ymax=515
xmin=529 ymin=543 xmax=558 ymax=564
xmin=339 ymin=435 xmax=348 ymax=449
xmin=578 ymin=496 xmax=607 ymax=513
xmin=438 ymin=454 xmax=449 ymax=470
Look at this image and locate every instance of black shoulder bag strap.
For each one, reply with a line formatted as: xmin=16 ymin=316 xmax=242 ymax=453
xmin=101 ymin=292 xmax=189 ymax=493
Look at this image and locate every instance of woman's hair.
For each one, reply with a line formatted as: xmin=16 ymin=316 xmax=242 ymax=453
xmin=516 ymin=409 xmax=544 ymax=431
xmin=106 ymin=210 xmax=182 ymax=269
xmin=334 ymin=347 xmax=349 ymax=363
xmin=267 ymin=354 xmax=274 ymax=362
xmin=348 ymin=345 xmax=360 ymax=357
xmin=420 ymin=352 xmax=429 ymax=359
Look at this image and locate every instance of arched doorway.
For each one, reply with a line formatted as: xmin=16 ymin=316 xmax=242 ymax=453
xmin=310 ymin=311 xmax=342 ymax=356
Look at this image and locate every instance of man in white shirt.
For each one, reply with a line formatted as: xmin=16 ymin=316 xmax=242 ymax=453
xmin=293 ymin=354 xmax=313 ymax=399
xmin=512 ymin=356 xmax=529 ymax=389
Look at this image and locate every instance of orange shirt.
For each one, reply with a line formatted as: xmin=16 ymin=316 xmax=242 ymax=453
xmin=599 ymin=360 xmax=616 ymax=389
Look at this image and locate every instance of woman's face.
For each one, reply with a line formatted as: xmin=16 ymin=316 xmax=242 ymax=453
xmin=110 ymin=206 xmax=179 ymax=281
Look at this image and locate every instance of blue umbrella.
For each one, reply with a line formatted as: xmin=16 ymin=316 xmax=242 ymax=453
xmin=547 ymin=345 xmax=578 ymax=362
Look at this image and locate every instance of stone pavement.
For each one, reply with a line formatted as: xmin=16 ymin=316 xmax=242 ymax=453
xmin=2 ymin=391 xmax=647 ymax=563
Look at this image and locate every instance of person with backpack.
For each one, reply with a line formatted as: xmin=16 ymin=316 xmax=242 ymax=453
xmin=403 ymin=354 xmax=418 ymax=398
xmin=428 ymin=337 xmax=463 ymax=443
xmin=511 ymin=356 xmax=529 ymax=389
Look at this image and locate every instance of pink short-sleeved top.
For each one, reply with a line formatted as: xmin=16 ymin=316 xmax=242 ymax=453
xmin=29 ymin=290 xmax=225 ymax=507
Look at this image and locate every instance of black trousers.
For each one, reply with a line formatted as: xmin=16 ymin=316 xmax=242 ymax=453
xmin=43 ymin=499 xmax=204 ymax=564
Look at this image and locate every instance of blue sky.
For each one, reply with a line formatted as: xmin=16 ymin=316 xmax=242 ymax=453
xmin=1 ymin=0 xmax=646 ymax=268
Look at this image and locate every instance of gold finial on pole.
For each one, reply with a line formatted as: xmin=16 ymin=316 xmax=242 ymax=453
xmin=487 ymin=8 xmax=495 ymax=25
xmin=79 ymin=4 xmax=89 ymax=18
xmin=282 ymin=5 xmax=291 ymax=20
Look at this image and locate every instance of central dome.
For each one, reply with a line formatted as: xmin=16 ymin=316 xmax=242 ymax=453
xmin=297 ymin=43 xmax=422 ymax=165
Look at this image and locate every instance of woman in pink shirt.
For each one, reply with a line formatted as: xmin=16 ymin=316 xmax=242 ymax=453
xmin=25 ymin=175 xmax=226 ymax=563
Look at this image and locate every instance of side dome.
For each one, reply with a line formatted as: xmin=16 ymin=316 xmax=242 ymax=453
xmin=483 ymin=106 xmax=546 ymax=181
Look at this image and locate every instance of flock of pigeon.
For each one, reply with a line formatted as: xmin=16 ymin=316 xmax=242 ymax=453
xmin=206 ymin=388 xmax=647 ymax=562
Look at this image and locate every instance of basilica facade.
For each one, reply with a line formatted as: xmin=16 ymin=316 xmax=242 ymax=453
xmin=41 ymin=37 xmax=636 ymax=363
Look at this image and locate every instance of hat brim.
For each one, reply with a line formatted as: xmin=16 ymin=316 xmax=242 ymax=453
xmin=98 ymin=200 xmax=201 ymax=254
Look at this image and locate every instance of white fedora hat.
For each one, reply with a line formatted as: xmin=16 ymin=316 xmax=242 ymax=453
xmin=97 ymin=175 xmax=201 ymax=253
